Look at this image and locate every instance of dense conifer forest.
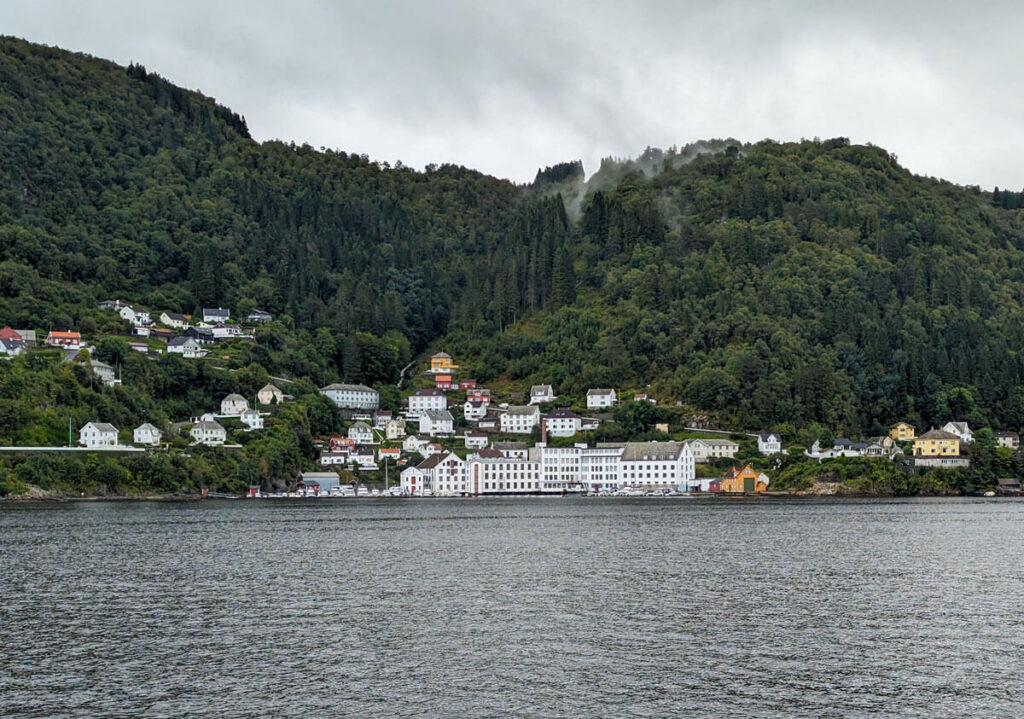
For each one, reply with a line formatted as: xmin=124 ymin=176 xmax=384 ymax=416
xmin=3 ymin=36 xmax=1024 ymax=495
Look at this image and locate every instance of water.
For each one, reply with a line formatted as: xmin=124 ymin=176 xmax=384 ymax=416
xmin=1 ymin=497 xmax=1022 ymax=718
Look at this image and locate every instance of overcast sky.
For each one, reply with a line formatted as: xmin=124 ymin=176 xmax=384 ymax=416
xmin=4 ymin=1 xmax=1024 ymax=188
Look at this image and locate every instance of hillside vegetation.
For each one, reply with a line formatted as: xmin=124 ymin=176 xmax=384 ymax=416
xmin=3 ymin=36 xmax=1024 ymax=494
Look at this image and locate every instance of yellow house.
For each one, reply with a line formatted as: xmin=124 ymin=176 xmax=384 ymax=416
xmin=889 ymin=422 xmax=916 ymax=441
xmin=429 ymin=352 xmax=459 ymax=373
xmin=913 ymin=429 xmax=960 ymax=457
xmin=720 ymin=465 xmax=768 ymax=493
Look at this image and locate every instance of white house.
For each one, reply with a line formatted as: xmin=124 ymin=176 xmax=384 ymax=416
xmin=757 ymin=432 xmax=782 ymax=455
xmin=689 ymin=438 xmax=740 ymax=463
xmin=464 ymin=431 xmax=489 ymax=449
xmin=247 ymin=309 xmax=273 ymax=323
xmin=191 ymin=420 xmax=227 ymax=446
xmin=403 ymin=434 xmax=430 ymax=454
xmin=465 ymin=449 xmax=543 ymax=494
xmin=372 ymin=410 xmax=393 ymax=429
xmin=133 ymin=423 xmax=162 ymax=446
xmin=348 ymin=421 xmax=374 ymax=445
xmin=408 ymin=389 xmax=447 ymax=418
xmin=167 ymin=336 xmax=207 ymax=358
xmin=118 ymin=304 xmax=151 ymax=328
xmin=420 ymin=409 xmax=455 ymax=436
xmin=351 ymin=448 xmax=378 ymax=471
xmin=159 ymin=311 xmax=190 ymax=329
xmin=529 ymin=384 xmax=555 ymax=405
xmin=240 ymin=409 xmax=264 ymax=430
xmin=501 ymin=405 xmax=541 ymax=434
xmin=0 ymin=337 xmax=26 ymax=356
xmin=463 ymin=400 xmax=488 ymax=422
xmin=941 ymin=422 xmax=973 ymax=444
xmin=543 ymin=409 xmax=582 ymax=438
xmin=257 ymin=384 xmax=284 ymax=405
xmin=91 ymin=360 xmax=120 ymax=387
xmin=320 ymin=383 xmax=379 ymax=410
xmin=80 ymin=422 xmax=119 ymax=448
xmin=220 ymin=394 xmax=249 ymax=416
xmin=203 ymin=307 xmax=230 ymax=324
xmin=386 ymin=418 xmax=407 ymax=440
xmin=586 ymin=388 xmax=617 ymax=409
xmin=401 ymin=452 xmax=467 ymax=496
xmin=995 ymin=431 xmax=1020 ymax=450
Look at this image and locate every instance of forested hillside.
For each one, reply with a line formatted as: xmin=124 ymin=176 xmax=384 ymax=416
xmin=4 ymin=34 xmax=1024 ymax=460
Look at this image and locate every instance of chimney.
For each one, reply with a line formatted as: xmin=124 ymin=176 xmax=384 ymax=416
xmin=541 ymin=416 xmax=547 ymax=443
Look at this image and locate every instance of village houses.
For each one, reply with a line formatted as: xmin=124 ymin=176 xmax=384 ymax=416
xmin=46 ymin=330 xmax=81 ymax=349
xmin=543 ymin=409 xmax=582 ymax=437
xmin=220 ymin=394 xmax=249 ymax=416
xmin=240 ymin=409 xmax=263 ymax=430
xmin=167 ymin=336 xmax=207 ymax=358
xmin=889 ymin=422 xmax=916 ymax=441
xmin=995 ymin=431 xmax=1020 ymax=450
xmin=941 ymin=421 xmax=973 ymax=444
xmin=202 ymin=307 xmax=230 ymax=324
xmin=688 ymin=438 xmax=740 ymax=463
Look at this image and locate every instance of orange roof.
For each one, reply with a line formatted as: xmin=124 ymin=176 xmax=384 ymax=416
xmin=48 ymin=330 xmax=81 ymax=339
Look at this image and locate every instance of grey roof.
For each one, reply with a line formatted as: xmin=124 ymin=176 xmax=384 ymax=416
xmin=994 ymin=430 xmax=1019 ymax=437
xmin=506 ymin=405 xmax=539 ymax=415
xmin=945 ymin=421 xmax=970 ymax=433
xmin=162 ymin=312 xmax=189 ymax=322
xmin=260 ymin=383 xmax=281 ymax=393
xmin=425 ymin=410 xmax=454 ymax=421
xmin=531 ymin=384 xmax=553 ymax=395
xmin=412 ymin=388 xmax=446 ymax=397
xmin=168 ymin=336 xmax=193 ymax=347
xmin=701 ymin=439 xmax=738 ymax=447
xmin=919 ymin=429 xmax=959 ymax=440
xmin=85 ymin=422 xmax=118 ymax=433
xmin=758 ymin=432 xmax=780 ymax=441
xmin=350 ymin=421 xmax=372 ymax=431
xmin=223 ymin=393 xmax=247 ymax=402
xmin=193 ymin=420 xmax=225 ymax=432
xmin=587 ymin=388 xmax=615 ymax=396
xmin=494 ymin=441 xmax=528 ymax=450
xmin=432 ymin=352 xmax=452 ymax=359
xmin=996 ymin=477 xmax=1021 ymax=488
xmin=321 ymin=383 xmax=376 ymax=393
xmin=135 ymin=422 xmax=161 ymax=433
xmin=621 ymin=442 xmax=686 ymax=461
xmin=204 ymin=307 xmax=229 ymax=317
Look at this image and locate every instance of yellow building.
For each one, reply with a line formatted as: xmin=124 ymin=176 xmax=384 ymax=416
xmin=720 ymin=465 xmax=768 ymax=493
xmin=889 ymin=422 xmax=916 ymax=441
xmin=429 ymin=352 xmax=459 ymax=373
xmin=913 ymin=429 xmax=960 ymax=457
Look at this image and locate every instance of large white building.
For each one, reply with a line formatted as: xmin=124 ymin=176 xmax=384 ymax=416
xmin=348 ymin=421 xmax=374 ymax=445
xmin=500 ymin=405 xmax=540 ymax=434
xmin=407 ymin=389 xmax=447 ymax=418
xmin=320 ymin=383 xmax=379 ymax=410
xmin=80 ymin=422 xmax=119 ymax=448
xmin=402 ymin=441 xmax=696 ymax=496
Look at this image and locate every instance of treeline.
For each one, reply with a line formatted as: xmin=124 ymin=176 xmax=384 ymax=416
xmin=6 ymin=36 xmax=1024 ymax=447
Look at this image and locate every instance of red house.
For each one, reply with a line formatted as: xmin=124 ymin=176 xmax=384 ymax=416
xmin=329 ymin=437 xmax=356 ymax=452
xmin=46 ymin=330 xmax=81 ymax=348
xmin=458 ymin=379 xmax=477 ymax=390
xmin=466 ymin=388 xmax=491 ymax=404
xmin=435 ymin=374 xmax=453 ymax=390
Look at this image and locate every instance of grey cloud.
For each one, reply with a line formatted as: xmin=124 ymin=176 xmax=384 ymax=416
xmin=2 ymin=1 xmax=1024 ymax=188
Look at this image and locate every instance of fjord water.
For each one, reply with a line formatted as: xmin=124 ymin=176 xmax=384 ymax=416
xmin=1 ymin=498 xmax=1022 ymax=718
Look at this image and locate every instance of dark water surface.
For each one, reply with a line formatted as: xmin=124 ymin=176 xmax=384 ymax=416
xmin=1 ymin=497 xmax=1022 ymax=718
